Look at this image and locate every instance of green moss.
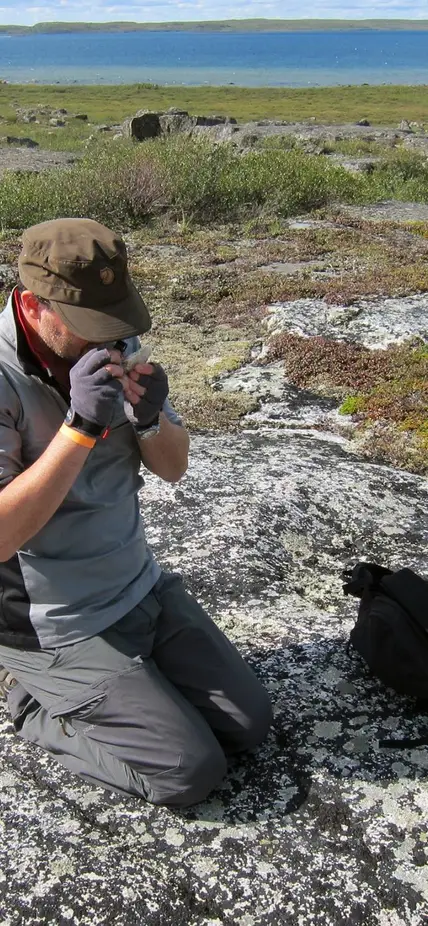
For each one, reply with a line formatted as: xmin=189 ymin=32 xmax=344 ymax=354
xmin=339 ymin=395 xmax=365 ymax=415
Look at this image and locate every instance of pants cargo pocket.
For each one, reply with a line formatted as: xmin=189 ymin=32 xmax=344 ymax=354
xmin=50 ymin=690 xmax=108 ymax=738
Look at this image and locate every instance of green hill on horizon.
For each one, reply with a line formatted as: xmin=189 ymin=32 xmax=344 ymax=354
xmin=1 ymin=18 xmax=428 ymax=34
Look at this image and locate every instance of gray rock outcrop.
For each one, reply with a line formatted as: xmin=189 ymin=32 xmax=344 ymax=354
xmin=122 ymin=108 xmax=237 ymax=141
xmin=1 ymin=276 xmax=428 ymax=922
xmin=1 ymin=424 xmax=427 ymax=923
xmin=0 ymin=146 xmax=78 ymax=174
xmin=119 ymin=111 xmax=428 ymax=157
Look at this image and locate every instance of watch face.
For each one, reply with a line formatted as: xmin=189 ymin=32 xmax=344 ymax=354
xmin=137 ymin=423 xmax=160 ymax=439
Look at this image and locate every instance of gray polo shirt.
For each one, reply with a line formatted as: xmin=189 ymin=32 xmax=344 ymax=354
xmin=0 ymin=293 xmax=181 ymax=650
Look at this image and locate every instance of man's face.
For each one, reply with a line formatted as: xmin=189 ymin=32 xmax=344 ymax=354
xmin=38 ymin=304 xmax=93 ymax=362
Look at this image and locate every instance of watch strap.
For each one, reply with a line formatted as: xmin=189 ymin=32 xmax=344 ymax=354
xmin=133 ymin=414 xmax=160 ymax=440
xmin=65 ymin=409 xmax=107 ymax=439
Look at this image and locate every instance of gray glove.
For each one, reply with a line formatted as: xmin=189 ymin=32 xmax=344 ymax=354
xmin=69 ymin=348 xmax=122 ymax=430
xmin=127 ymin=363 xmax=169 ymax=429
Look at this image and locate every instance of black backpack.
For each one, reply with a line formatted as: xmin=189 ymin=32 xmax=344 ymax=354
xmin=343 ymin=562 xmax=428 ymax=747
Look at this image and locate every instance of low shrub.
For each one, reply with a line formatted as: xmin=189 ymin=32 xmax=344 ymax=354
xmin=267 ymin=333 xmax=393 ymax=389
xmin=0 ymin=135 xmax=427 ymax=232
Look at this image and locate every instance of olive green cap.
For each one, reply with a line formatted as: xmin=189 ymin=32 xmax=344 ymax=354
xmin=18 ymin=217 xmax=151 ymax=341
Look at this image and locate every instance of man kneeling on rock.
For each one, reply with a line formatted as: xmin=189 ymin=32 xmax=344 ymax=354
xmin=0 ymin=218 xmax=272 ymax=805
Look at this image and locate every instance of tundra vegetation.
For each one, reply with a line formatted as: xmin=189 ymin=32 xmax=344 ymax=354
xmin=0 ymin=84 xmax=426 ymax=472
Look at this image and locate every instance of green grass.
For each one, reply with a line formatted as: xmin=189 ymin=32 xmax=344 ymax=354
xmin=0 ymin=121 xmax=95 ymax=152
xmin=0 ymin=84 xmax=428 ymax=135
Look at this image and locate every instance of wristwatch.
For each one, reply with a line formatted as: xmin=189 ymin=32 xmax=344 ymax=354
xmin=64 ymin=408 xmax=107 ymax=439
xmin=133 ymin=414 xmax=160 ymax=441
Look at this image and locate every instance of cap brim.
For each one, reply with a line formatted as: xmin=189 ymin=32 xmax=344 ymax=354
xmin=50 ymin=279 xmax=151 ymax=342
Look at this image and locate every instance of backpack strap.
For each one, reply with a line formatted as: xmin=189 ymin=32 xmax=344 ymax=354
xmin=381 ymin=568 xmax=428 ymax=634
xmin=342 ymin=562 xmax=393 ymax=598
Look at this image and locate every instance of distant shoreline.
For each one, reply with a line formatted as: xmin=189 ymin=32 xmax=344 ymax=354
xmin=1 ymin=19 xmax=428 ymax=35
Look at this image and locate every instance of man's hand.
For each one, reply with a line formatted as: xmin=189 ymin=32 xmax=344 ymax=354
xmin=104 ymin=354 xmax=188 ymax=483
xmin=70 ymin=347 xmax=123 ymax=429
xmin=106 ymin=359 xmax=169 ymax=428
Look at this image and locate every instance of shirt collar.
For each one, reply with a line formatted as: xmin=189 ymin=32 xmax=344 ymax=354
xmin=0 ymin=290 xmax=71 ymax=399
xmin=0 ymin=289 xmax=49 ymax=378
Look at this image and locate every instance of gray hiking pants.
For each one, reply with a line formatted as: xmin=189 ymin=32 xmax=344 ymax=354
xmin=0 ymin=573 xmax=272 ymax=806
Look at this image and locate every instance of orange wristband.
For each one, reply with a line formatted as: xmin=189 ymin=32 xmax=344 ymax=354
xmin=59 ymin=423 xmax=97 ymax=449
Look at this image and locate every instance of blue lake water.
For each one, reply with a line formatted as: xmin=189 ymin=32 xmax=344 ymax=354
xmin=0 ymin=30 xmax=427 ymax=86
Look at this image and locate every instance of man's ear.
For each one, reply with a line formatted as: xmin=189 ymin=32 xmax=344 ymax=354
xmin=20 ymin=290 xmax=42 ymax=320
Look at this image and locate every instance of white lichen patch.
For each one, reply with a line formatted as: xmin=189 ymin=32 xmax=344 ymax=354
xmin=265 ymin=293 xmax=428 ymax=349
xmin=313 ymin=721 xmax=343 ymax=739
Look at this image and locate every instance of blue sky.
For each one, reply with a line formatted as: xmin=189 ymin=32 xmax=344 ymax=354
xmin=0 ymin=0 xmax=426 ymax=25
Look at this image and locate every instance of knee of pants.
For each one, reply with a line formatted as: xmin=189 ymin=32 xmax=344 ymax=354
xmin=143 ymin=739 xmax=228 ymax=808
xmin=233 ymin=687 xmax=273 ymax=754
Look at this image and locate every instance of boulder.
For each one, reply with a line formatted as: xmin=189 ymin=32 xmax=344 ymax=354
xmin=329 ymin=154 xmax=380 ymax=175
xmin=192 ymin=122 xmax=239 ymax=144
xmin=49 ymin=118 xmax=65 ymax=127
xmin=356 ymin=118 xmax=371 ymax=126
xmin=158 ymin=110 xmax=196 ymax=134
xmin=6 ymin=136 xmax=39 ymax=148
xmin=74 ymin=113 xmax=88 ymax=121
xmin=123 ymin=109 xmax=239 ymax=141
xmin=122 ymin=111 xmax=162 ymax=141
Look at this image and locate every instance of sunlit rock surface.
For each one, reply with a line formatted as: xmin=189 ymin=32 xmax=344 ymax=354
xmin=1 ymin=288 xmax=427 ymax=924
xmin=1 ymin=426 xmax=427 ymax=924
xmin=266 ymin=293 xmax=428 ymax=349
